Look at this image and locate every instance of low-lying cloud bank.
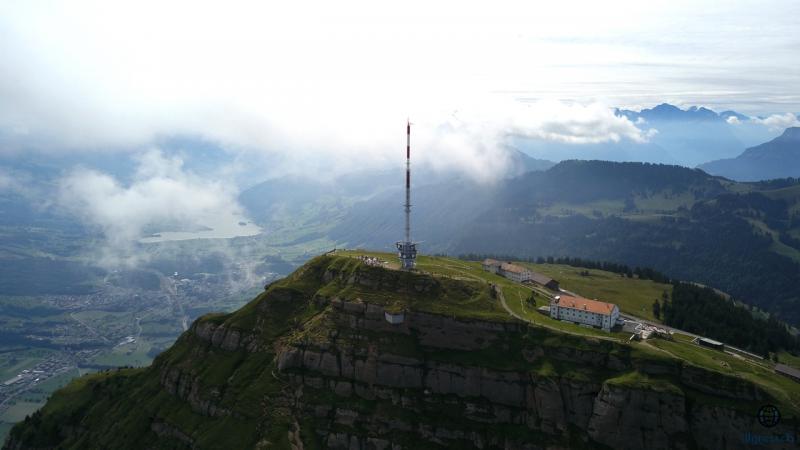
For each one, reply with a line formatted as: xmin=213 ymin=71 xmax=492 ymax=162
xmin=1 ymin=90 xmax=654 ymax=184
xmin=726 ymin=112 xmax=799 ymax=130
xmin=0 ymin=2 xmax=663 ymax=183
xmin=58 ymin=150 xmax=246 ymax=267
xmin=748 ymin=113 xmax=800 ymax=131
xmin=402 ymin=100 xmax=657 ymax=182
xmin=39 ymin=98 xmax=655 ymax=266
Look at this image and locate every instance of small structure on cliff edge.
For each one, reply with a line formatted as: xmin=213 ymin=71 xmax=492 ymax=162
xmin=384 ymin=311 xmax=405 ymax=325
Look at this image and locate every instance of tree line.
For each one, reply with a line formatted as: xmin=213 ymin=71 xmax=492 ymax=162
xmin=661 ymin=283 xmax=800 ymax=356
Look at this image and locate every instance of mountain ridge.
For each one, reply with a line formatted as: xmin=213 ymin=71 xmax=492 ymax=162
xmin=616 ymin=103 xmax=727 ymax=122
xmin=4 ymin=254 xmax=798 ymax=449
xmin=699 ymin=127 xmax=800 ymax=181
xmin=518 ymin=103 xmax=763 ymax=166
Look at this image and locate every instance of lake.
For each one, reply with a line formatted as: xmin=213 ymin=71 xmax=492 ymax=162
xmin=139 ymin=214 xmax=262 ymax=243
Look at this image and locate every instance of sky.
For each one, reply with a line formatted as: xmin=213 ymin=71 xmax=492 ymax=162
xmin=1 ymin=0 xmax=798 ymax=159
xmin=1 ymin=0 xmax=799 ymax=259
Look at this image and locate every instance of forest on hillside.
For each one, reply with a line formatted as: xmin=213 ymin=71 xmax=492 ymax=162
xmin=663 ymin=283 xmax=799 ymax=356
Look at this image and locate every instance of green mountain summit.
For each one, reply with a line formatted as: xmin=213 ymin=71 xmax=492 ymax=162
xmin=4 ymin=254 xmax=798 ymax=449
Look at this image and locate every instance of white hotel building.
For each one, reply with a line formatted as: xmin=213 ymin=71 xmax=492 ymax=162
xmin=550 ymin=295 xmax=620 ymax=332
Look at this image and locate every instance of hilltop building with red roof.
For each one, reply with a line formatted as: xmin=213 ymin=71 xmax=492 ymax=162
xmin=550 ymin=295 xmax=620 ymax=331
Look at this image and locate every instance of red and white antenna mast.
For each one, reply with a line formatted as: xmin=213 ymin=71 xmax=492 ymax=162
xmin=397 ymin=119 xmax=417 ymax=269
xmin=405 ymin=119 xmax=411 ymax=244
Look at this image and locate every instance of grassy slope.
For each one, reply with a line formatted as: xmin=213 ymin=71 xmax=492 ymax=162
xmin=649 ymin=339 xmax=800 ymax=408
xmin=342 ymin=250 xmax=671 ymax=322
xmin=340 ymin=250 xmax=800 ymax=410
xmin=6 ymin=253 xmax=800 ymax=448
xmin=521 ymin=263 xmax=670 ymax=322
xmin=778 ymin=351 xmax=800 ymax=373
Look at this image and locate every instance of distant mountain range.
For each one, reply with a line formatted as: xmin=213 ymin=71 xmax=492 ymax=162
xmin=517 ymin=103 xmax=783 ymax=168
xmin=699 ymin=127 xmax=800 ymax=181
xmin=618 ymin=104 xmax=783 ymax=167
xmin=238 ymin=149 xmax=553 ymax=229
xmin=617 ymin=103 xmax=723 ymax=122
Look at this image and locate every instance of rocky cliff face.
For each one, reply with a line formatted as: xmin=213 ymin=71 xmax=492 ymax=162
xmin=270 ymin=296 xmax=791 ymax=450
xmin=4 ymin=255 xmax=797 ymax=449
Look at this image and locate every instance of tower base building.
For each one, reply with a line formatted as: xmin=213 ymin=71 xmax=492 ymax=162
xmin=396 ymin=241 xmax=417 ymax=270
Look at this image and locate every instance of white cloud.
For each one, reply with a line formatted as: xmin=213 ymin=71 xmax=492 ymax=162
xmin=506 ymin=101 xmax=655 ymax=144
xmin=1 ymin=0 xmax=796 ymax=182
xmin=58 ymin=150 xmax=248 ymax=266
xmin=726 ymin=116 xmax=741 ymax=125
xmin=408 ymin=100 xmax=656 ymax=181
xmin=750 ymin=113 xmax=800 ymax=131
xmin=0 ymin=0 xmax=796 ymax=274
